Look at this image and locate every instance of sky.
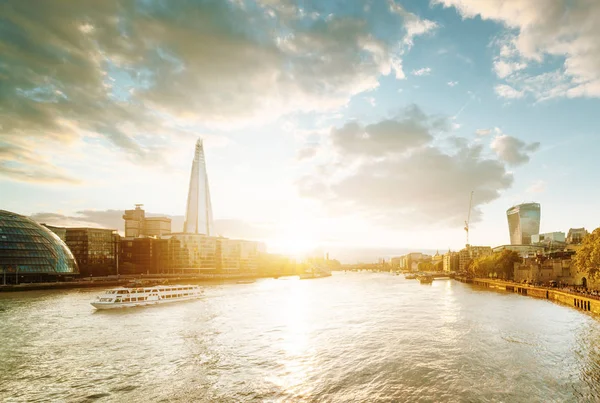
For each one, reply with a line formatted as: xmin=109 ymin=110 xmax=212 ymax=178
xmin=2 ymin=0 xmax=600 ymax=262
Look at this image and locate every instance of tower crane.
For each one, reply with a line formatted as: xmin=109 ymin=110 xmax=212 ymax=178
xmin=464 ymin=191 xmax=474 ymax=246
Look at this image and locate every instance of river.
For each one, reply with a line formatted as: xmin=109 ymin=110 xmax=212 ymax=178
xmin=1 ymin=272 xmax=599 ymax=402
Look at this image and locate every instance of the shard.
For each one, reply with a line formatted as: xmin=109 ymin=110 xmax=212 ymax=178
xmin=183 ymin=139 xmax=214 ymax=235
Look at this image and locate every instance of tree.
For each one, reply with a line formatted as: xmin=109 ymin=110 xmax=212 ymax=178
xmin=466 ymin=250 xmax=520 ymax=280
xmin=573 ymin=228 xmax=600 ymax=280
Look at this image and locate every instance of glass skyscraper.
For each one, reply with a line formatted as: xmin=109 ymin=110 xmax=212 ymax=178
xmin=183 ymin=139 xmax=214 ymax=235
xmin=506 ymin=203 xmax=541 ymax=245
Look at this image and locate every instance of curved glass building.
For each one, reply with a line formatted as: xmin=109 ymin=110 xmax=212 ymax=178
xmin=0 ymin=210 xmax=78 ymax=283
xmin=506 ymin=203 xmax=541 ymax=245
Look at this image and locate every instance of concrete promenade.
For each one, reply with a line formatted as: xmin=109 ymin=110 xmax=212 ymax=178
xmin=462 ymin=278 xmax=600 ymax=316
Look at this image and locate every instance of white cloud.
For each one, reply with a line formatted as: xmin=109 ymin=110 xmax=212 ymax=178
xmin=412 ymin=67 xmax=432 ymax=76
xmin=297 ymin=105 xmax=533 ymax=228
xmin=527 ymin=180 xmax=546 ymax=194
xmin=388 ymin=0 xmax=438 ymax=48
xmin=491 ymin=134 xmax=540 ymax=166
xmin=493 ymin=60 xmax=527 ymax=79
xmin=447 ymin=81 xmax=459 ymax=87
xmin=494 ymin=84 xmax=525 ymax=99
xmin=434 ymin=0 xmax=600 ymax=99
xmin=475 ymin=129 xmax=491 ymax=136
xmin=0 ymin=1 xmax=439 ymax=183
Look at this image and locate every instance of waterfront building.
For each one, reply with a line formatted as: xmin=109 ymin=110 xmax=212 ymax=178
xmin=396 ymin=253 xmax=432 ymax=272
xmin=432 ymin=250 xmax=443 ymax=269
xmin=120 ymin=237 xmax=169 ymax=275
xmin=458 ymin=245 xmax=493 ymax=272
xmin=0 ymin=210 xmax=78 ymax=284
xmin=442 ymin=251 xmax=459 ymax=272
xmin=161 ymin=233 xmax=265 ymax=275
xmin=144 ymin=217 xmax=172 ymax=237
xmin=123 ymin=204 xmax=171 ymax=237
xmin=183 ymin=138 xmax=214 ymax=235
xmin=514 ymin=251 xmax=575 ymax=285
xmin=42 ymin=224 xmax=67 ymax=242
xmin=64 ymin=228 xmax=119 ymax=277
xmin=390 ymin=256 xmax=402 ymax=269
xmin=506 ymin=203 xmax=541 ymax=245
xmin=567 ymin=228 xmax=587 ymax=244
xmin=492 ymin=244 xmax=544 ymax=258
xmin=164 ymin=233 xmax=218 ymax=273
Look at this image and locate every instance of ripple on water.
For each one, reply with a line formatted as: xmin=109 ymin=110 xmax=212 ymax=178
xmin=0 ymin=274 xmax=600 ymax=402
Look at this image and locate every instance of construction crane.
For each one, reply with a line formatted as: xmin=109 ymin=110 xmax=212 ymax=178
xmin=464 ymin=191 xmax=474 ymax=246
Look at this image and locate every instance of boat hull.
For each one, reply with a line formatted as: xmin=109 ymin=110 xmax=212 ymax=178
xmin=91 ymin=295 xmax=201 ymax=310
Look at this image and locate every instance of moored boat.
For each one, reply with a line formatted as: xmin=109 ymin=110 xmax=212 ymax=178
xmin=299 ymin=266 xmax=332 ymax=279
xmin=418 ymin=275 xmax=433 ymax=284
xmin=91 ymin=285 xmax=202 ymax=309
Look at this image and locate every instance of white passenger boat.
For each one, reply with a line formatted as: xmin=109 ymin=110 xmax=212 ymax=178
xmin=91 ymin=285 xmax=202 ymax=310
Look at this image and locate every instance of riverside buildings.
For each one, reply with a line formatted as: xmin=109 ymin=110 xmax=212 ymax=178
xmin=119 ymin=138 xmax=265 ymax=276
xmin=43 ymin=224 xmax=118 ymax=277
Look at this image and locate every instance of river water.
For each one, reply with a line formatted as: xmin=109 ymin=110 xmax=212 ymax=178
xmin=1 ymin=272 xmax=600 ymax=402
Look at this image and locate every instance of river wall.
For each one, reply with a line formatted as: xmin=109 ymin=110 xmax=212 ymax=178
xmin=465 ymin=278 xmax=600 ymax=315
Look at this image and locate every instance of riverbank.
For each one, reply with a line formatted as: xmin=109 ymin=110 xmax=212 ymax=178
xmin=458 ymin=277 xmax=600 ymax=315
xmin=0 ymin=274 xmax=292 ymax=293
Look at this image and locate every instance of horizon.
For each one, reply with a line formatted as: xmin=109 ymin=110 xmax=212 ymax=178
xmin=2 ymin=0 xmax=600 ymax=262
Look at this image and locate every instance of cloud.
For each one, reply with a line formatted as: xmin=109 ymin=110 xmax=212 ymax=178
xmin=447 ymin=81 xmax=459 ymax=87
xmin=475 ymin=129 xmax=491 ymax=136
xmin=527 ymin=180 xmax=546 ymax=194
xmin=491 ymin=134 xmax=540 ymax=166
xmin=297 ymin=105 xmax=527 ymax=228
xmin=494 ymin=84 xmax=524 ymax=99
xmin=412 ymin=67 xmax=432 ymax=76
xmin=0 ymin=0 xmax=437 ymax=183
xmin=0 ymin=142 xmax=80 ymax=184
xmin=296 ymin=145 xmax=319 ymax=161
xmin=388 ymin=0 xmax=438 ymax=47
xmin=493 ymin=60 xmax=527 ymax=79
xmin=434 ymin=0 xmax=600 ymax=99
xmin=330 ymin=105 xmax=447 ymax=157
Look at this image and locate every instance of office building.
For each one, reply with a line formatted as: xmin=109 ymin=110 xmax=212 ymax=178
xmin=567 ymin=228 xmax=587 ymax=244
xmin=443 ymin=251 xmax=459 ymax=272
xmin=506 ymin=203 xmax=541 ymax=245
xmin=120 ymin=237 xmax=169 ymax=275
xmin=144 ymin=217 xmax=172 ymax=237
xmin=123 ymin=204 xmax=171 ymax=237
xmin=0 ymin=210 xmax=78 ymax=284
xmin=492 ymin=244 xmax=544 ymax=258
xmin=64 ymin=228 xmax=119 ymax=277
xmin=184 ymin=139 xmax=214 ymax=235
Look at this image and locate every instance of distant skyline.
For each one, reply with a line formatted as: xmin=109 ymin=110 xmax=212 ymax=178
xmin=2 ymin=0 xmax=600 ymax=260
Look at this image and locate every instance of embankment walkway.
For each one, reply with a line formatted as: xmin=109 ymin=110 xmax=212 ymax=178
xmin=458 ymin=278 xmax=600 ymax=315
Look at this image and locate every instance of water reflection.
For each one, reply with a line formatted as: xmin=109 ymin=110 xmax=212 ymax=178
xmin=1 ymin=272 xmax=599 ymax=402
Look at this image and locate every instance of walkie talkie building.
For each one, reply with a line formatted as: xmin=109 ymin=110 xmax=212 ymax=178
xmin=506 ymin=203 xmax=541 ymax=245
xmin=183 ymin=139 xmax=214 ymax=236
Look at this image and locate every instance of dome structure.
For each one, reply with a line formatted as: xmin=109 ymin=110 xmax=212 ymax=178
xmin=0 ymin=210 xmax=78 ymax=282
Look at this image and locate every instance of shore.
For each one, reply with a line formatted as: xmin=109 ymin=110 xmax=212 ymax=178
xmin=458 ymin=277 xmax=600 ymax=315
xmin=0 ymin=273 xmax=296 ymax=293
